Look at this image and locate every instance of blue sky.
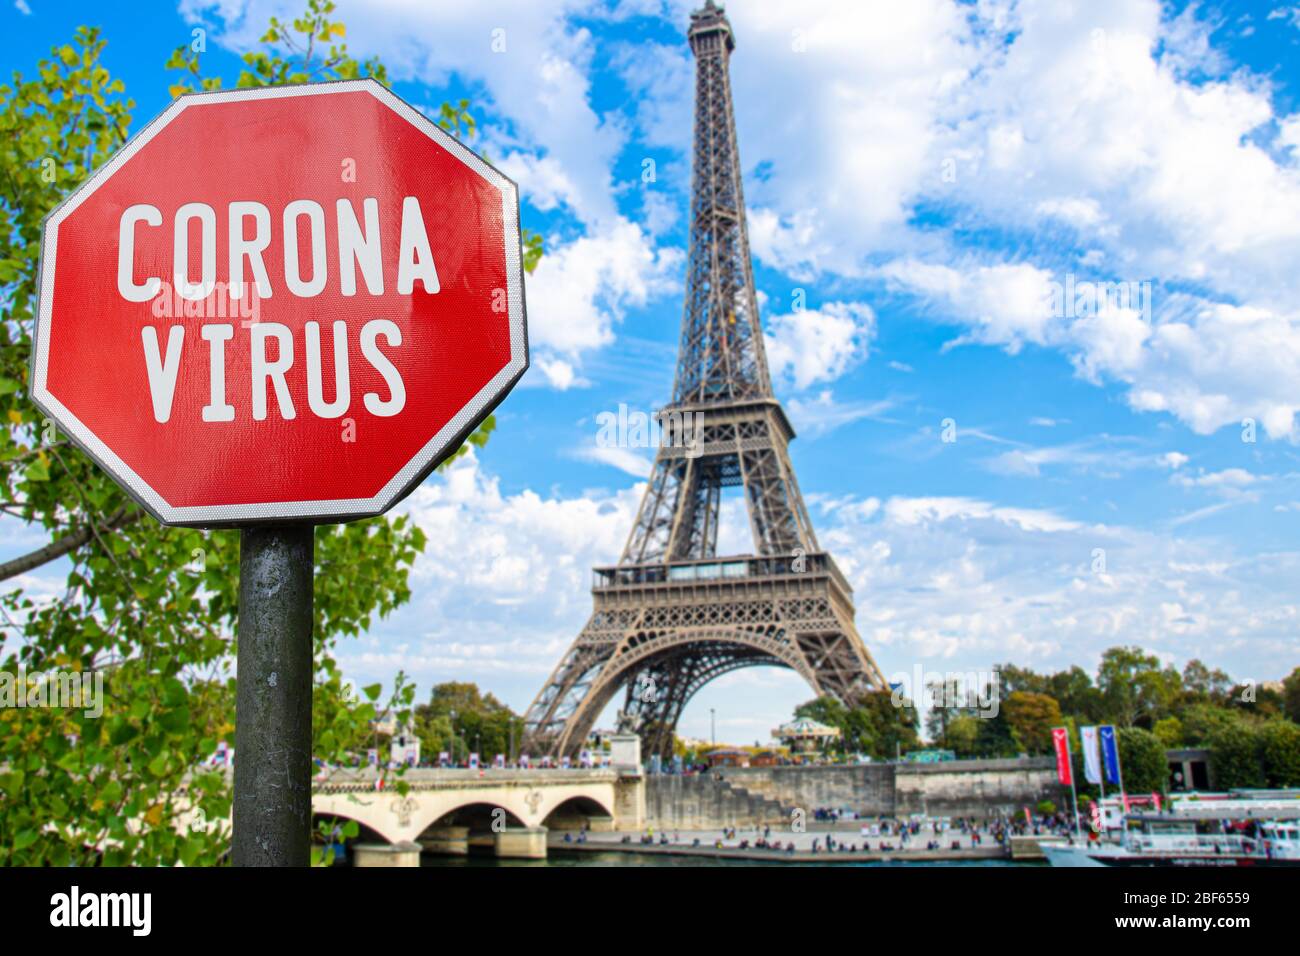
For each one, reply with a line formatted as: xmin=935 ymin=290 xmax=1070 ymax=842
xmin=5 ymin=0 xmax=1300 ymax=746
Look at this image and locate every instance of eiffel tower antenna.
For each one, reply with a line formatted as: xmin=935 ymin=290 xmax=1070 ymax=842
xmin=522 ymin=1 xmax=887 ymax=759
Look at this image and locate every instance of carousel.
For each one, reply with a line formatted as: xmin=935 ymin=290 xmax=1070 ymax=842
xmin=772 ymin=717 xmax=841 ymax=763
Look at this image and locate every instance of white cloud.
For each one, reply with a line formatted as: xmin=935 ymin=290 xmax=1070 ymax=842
xmin=400 ymin=448 xmax=635 ymax=597
xmin=572 ymin=443 xmax=653 ymax=478
xmin=819 ymin=492 xmax=1300 ymax=677
xmin=881 ymin=496 xmax=1084 ymax=533
xmin=719 ymin=0 xmax=977 ymax=277
xmin=1035 ymin=197 xmax=1109 ymax=231
xmin=609 ymin=37 xmax=693 ymax=154
xmin=333 ymin=448 xmax=644 ymax=701
xmin=882 ymin=253 xmax=1300 ymax=439
xmin=879 ymin=259 xmax=1059 ymax=353
xmin=532 ymin=356 xmax=582 ymax=390
xmin=786 ymin=390 xmax=893 ymax=437
xmin=1268 ymin=8 xmax=1300 ymax=29
xmin=764 ymin=301 xmax=875 ymax=390
xmin=495 ymin=151 xmax=580 ymax=213
xmin=1173 ymin=467 xmax=1263 ymax=501
xmin=985 ymin=440 xmax=1176 ymax=479
xmin=1175 ymin=467 xmax=1257 ymax=488
xmin=523 ymin=220 xmax=681 ymax=383
xmin=1280 ymin=113 xmax=1300 ymax=158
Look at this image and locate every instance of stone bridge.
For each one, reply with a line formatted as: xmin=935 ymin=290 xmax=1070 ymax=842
xmin=309 ymin=768 xmax=645 ymax=863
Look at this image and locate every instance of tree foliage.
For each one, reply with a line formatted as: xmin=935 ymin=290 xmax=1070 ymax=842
xmin=1117 ymin=727 xmax=1168 ymax=794
xmin=1208 ymin=722 xmax=1266 ymax=790
xmin=855 ymin=649 xmax=1300 ymax=790
xmin=1002 ymin=691 xmax=1062 ymax=755
xmin=1259 ymin=720 xmax=1300 ymax=787
xmin=413 ymin=681 xmax=524 ymax=761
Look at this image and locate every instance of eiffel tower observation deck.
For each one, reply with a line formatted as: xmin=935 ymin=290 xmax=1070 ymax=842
xmin=522 ymin=1 xmax=887 ymax=759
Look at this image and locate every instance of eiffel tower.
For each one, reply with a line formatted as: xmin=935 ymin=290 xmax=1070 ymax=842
xmin=522 ymin=0 xmax=887 ymax=759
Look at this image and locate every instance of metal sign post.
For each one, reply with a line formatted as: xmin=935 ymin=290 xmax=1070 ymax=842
xmin=232 ymin=526 xmax=315 ymax=866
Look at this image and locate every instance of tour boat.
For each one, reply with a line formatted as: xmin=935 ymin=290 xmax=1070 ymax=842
xmin=1042 ymin=791 xmax=1300 ymax=869
xmin=1043 ymin=819 xmax=1299 ymax=867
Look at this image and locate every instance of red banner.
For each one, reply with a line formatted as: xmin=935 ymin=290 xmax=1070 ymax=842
xmin=1052 ymin=727 xmax=1073 ymax=786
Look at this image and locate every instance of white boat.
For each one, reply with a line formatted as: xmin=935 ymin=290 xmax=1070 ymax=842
xmin=1043 ymin=818 xmax=1300 ymax=868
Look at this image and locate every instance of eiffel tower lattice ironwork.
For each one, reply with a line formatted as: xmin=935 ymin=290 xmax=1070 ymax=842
xmin=521 ymin=1 xmax=886 ymax=760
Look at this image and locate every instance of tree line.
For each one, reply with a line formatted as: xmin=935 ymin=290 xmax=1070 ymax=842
xmin=791 ymin=646 xmax=1300 ymax=795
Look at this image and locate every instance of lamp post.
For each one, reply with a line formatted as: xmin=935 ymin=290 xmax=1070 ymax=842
xmin=711 ymin=708 xmax=716 ymax=745
xmin=449 ymin=709 xmax=457 ymax=765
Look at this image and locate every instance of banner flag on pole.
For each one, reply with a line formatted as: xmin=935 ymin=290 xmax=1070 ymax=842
xmin=1099 ymin=725 xmax=1121 ymax=786
xmin=1051 ymin=727 xmax=1073 ymax=786
xmin=1080 ymin=726 xmax=1102 ymax=785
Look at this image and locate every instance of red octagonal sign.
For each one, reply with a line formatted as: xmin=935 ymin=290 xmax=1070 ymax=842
xmin=31 ymin=79 xmax=527 ymax=527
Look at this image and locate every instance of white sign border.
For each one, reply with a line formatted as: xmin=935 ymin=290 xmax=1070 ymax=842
xmin=31 ymin=78 xmax=528 ymax=527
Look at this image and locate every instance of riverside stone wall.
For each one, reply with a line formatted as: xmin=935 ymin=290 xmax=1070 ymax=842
xmin=645 ymin=758 xmax=1065 ymax=828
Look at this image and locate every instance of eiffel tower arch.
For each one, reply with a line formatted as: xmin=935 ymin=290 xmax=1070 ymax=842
xmin=522 ymin=1 xmax=887 ymax=760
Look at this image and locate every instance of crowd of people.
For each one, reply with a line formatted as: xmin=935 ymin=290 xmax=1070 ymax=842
xmin=592 ymin=810 xmax=1075 ymax=856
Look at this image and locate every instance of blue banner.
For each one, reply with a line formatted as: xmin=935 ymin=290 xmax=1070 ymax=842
xmin=1099 ymin=724 xmax=1121 ymax=786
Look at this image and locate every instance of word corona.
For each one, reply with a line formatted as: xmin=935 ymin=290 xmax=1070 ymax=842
xmin=118 ymin=195 xmax=439 ymax=302
xmin=118 ymin=195 xmax=438 ymax=424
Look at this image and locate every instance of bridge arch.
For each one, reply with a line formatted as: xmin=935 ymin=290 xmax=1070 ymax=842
xmin=541 ymin=794 xmax=616 ymax=831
